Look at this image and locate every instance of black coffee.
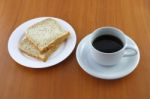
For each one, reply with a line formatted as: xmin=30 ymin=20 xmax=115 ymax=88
xmin=92 ymin=35 xmax=123 ymax=53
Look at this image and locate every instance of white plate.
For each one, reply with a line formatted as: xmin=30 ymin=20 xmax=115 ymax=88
xmin=76 ymin=34 xmax=140 ymax=80
xmin=8 ymin=17 xmax=76 ymax=68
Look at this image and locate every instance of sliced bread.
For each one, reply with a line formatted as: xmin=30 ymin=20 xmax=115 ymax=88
xmin=19 ymin=38 xmax=60 ymax=62
xmin=25 ymin=18 xmax=70 ymax=53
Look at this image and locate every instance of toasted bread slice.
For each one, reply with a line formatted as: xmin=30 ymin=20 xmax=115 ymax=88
xmin=25 ymin=18 xmax=70 ymax=53
xmin=19 ymin=38 xmax=60 ymax=62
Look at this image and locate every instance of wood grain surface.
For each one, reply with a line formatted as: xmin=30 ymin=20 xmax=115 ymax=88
xmin=0 ymin=0 xmax=150 ymax=99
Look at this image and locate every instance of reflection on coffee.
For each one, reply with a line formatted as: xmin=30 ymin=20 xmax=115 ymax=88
xmin=92 ymin=35 xmax=123 ymax=53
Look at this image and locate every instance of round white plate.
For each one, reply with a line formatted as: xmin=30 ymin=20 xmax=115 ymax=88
xmin=76 ymin=34 xmax=140 ymax=80
xmin=8 ymin=17 xmax=76 ymax=68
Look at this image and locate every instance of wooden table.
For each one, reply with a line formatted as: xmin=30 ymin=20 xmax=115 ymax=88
xmin=0 ymin=0 xmax=150 ymax=99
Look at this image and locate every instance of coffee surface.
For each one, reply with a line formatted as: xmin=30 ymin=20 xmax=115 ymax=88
xmin=92 ymin=35 xmax=123 ymax=53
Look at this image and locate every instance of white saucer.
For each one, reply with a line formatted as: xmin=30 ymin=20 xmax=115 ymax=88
xmin=8 ymin=17 xmax=76 ymax=68
xmin=76 ymin=34 xmax=140 ymax=80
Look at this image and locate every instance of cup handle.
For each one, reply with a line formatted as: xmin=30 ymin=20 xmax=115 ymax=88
xmin=123 ymin=45 xmax=137 ymax=57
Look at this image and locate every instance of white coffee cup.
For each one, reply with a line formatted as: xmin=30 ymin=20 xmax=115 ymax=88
xmin=89 ymin=26 xmax=137 ymax=66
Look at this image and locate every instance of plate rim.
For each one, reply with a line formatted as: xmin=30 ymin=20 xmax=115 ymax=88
xmin=8 ymin=17 xmax=77 ymax=68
